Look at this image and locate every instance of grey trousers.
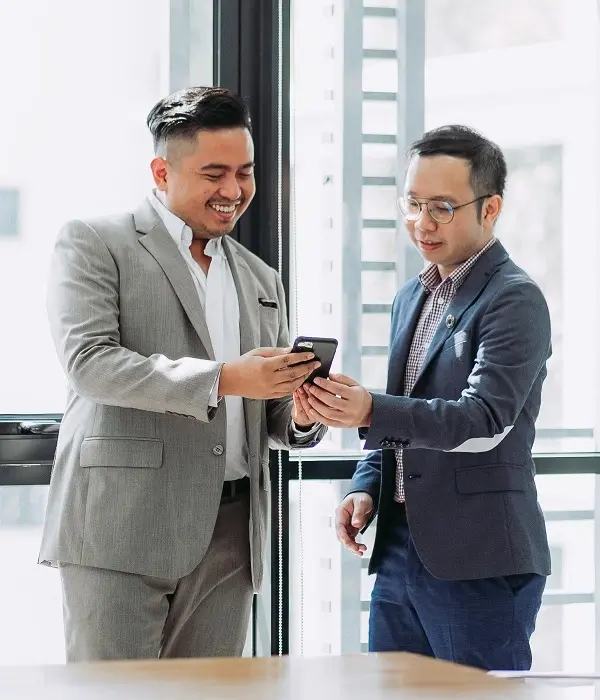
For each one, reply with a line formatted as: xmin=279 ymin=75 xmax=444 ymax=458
xmin=59 ymin=493 xmax=254 ymax=662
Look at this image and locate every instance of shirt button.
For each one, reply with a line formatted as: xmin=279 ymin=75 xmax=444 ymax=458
xmin=437 ymin=297 xmax=445 ymax=305
xmin=212 ymin=444 xmax=224 ymax=456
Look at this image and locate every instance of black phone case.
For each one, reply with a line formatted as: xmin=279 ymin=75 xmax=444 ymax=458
xmin=292 ymin=336 xmax=338 ymax=382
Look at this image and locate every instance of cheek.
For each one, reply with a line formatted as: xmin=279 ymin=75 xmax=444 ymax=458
xmin=241 ymin=180 xmax=256 ymax=203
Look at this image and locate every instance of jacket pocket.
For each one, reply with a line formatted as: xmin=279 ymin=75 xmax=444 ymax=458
xmin=455 ymin=464 xmax=530 ymax=494
xmin=439 ymin=330 xmax=469 ymax=358
xmin=80 ymin=437 xmax=163 ymax=469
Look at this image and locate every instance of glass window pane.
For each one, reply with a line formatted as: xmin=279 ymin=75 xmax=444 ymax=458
xmin=0 ymin=486 xmax=64 ymax=664
xmin=362 ymin=186 xmax=397 ymax=220
xmin=361 ymin=270 xmax=396 ymax=305
xmin=0 ymin=0 xmax=170 ymax=414
xmin=362 ymin=58 xmax=398 ymax=93
xmin=362 ymin=100 xmax=397 ymax=135
xmin=362 ymin=228 xmax=398 ymax=262
xmin=426 ymin=0 xmax=563 ymax=57
xmin=363 ymin=17 xmax=397 ymax=51
xmin=425 ymin=0 xmax=598 ymax=453
xmin=362 ymin=143 xmax=397 ymax=178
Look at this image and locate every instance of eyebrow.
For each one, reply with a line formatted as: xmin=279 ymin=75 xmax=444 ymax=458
xmin=406 ymin=191 xmax=459 ymax=204
xmin=200 ymin=162 xmax=255 ymax=171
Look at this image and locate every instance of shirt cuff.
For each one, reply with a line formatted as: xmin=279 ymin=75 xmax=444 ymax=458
xmin=290 ymin=419 xmax=322 ymax=440
xmin=209 ymin=366 xmax=223 ymax=408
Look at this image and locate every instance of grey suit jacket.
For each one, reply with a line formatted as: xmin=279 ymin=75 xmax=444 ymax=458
xmin=40 ymin=199 xmax=325 ymax=589
xmin=352 ymin=241 xmax=552 ymax=581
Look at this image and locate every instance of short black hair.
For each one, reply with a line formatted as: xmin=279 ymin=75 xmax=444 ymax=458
xmin=146 ymin=86 xmax=252 ymax=153
xmin=408 ymin=125 xmax=507 ymax=212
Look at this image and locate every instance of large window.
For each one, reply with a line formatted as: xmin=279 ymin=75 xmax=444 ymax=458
xmin=289 ymin=0 xmax=600 ymax=670
xmin=0 ymin=0 xmax=212 ymax=665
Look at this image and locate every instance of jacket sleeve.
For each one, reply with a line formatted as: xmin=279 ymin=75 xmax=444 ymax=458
xmin=364 ymin=281 xmax=551 ymax=452
xmin=47 ymin=219 xmax=221 ymax=422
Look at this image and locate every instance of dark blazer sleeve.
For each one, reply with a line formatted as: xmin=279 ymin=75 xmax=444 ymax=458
xmin=347 ymin=449 xmax=383 ymax=500
xmin=364 ymin=280 xmax=551 ymax=452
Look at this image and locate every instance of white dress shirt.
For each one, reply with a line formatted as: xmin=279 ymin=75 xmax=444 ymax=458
xmin=149 ymin=191 xmax=249 ymax=480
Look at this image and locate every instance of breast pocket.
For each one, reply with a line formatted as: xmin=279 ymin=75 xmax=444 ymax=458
xmin=439 ymin=330 xmax=470 ymax=360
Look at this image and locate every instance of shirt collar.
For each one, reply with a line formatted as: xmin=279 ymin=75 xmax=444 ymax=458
xmin=149 ymin=190 xmax=222 ymax=258
xmin=419 ymin=237 xmax=497 ymax=294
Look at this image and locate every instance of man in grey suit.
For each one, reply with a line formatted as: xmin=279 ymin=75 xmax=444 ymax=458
xmin=41 ymin=86 xmax=326 ymax=662
xmin=296 ymin=126 xmax=551 ymax=671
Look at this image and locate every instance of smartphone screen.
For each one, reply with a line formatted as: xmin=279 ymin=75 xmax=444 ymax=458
xmin=291 ymin=336 xmax=338 ymax=383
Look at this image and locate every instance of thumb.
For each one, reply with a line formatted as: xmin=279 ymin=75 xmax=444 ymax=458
xmin=329 ymin=373 xmax=359 ymax=387
xmin=351 ymin=498 xmax=370 ymax=528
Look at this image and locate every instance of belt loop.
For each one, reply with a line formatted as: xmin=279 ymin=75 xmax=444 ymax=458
xmin=231 ymin=480 xmax=236 ymax=498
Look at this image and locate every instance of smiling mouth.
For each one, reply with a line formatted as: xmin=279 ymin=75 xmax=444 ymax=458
xmin=209 ymin=202 xmax=239 ymax=214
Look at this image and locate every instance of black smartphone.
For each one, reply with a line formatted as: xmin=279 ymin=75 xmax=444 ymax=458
xmin=291 ymin=336 xmax=338 ymax=383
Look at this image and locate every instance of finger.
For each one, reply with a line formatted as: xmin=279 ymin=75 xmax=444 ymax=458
xmin=306 ymin=383 xmax=345 ymax=409
xmin=276 ymin=362 xmax=320 ymax=387
xmin=295 ymin=387 xmax=313 ymax=415
xmin=252 ymin=346 xmax=292 ymax=358
xmin=274 ymin=352 xmax=315 ymax=369
xmin=352 ymin=505 xmax=371 ymax=528
xmin=306 ymin=394 xmax=346 ymax=421
xmin=337 ymin=526 xmax=365 ymax=556
xmin=312 ymin=377 xmax=353 ymax=399
xmin=303 ymin=397 xmax=347 ymax=426
xmin=328 ymin=373 xmax=359 ymax=387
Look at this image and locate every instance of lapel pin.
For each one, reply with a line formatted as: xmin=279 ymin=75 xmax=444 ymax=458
xmin=445 ymin=314 xmax=455 ymax=329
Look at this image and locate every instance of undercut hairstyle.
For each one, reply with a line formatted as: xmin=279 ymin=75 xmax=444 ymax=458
xmin=146 ymin=86 xmax=252 ymax=155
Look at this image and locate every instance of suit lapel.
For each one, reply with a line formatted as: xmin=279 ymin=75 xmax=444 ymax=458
xmin=411 ymin=241 xmax=509 ymax=390
xmin=387 ymin=281 xmax=427 ymax=394
xmin=222 ymin=239 xmax=262 ymax=466
xmin=223 ymin=239 xmax=260 ymax=355
xmin=135 ymin=200 xmax=215 ymax=359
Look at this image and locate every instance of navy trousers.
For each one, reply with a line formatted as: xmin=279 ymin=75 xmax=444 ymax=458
xmin=369 ymin=503 xmax=546 ymax=671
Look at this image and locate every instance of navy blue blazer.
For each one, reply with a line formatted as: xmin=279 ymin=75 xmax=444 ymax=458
xmin=351 ymin=241 xmax=552 ymax=581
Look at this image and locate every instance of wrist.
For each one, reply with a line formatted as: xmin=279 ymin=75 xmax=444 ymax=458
xmin=293 ymin=418 xmax=315 ymax=431
xmin=359 ymin=393 xmax=374 ymax=427
xmin=217 ymin=362 xmax=237 ymax=397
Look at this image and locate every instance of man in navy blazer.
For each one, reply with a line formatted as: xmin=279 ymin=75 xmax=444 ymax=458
xmin=296 ymin=125 xmax=551 ymax=671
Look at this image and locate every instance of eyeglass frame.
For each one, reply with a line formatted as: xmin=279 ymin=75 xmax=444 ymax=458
xmin=397 ymin=194 xmax=496 ymax=224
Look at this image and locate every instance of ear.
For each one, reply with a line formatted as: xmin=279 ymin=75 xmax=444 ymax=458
xmin=482 ymin=194 xmax=502 ymax=229
xmin=150 ymin=156 xmax=168 ymax=191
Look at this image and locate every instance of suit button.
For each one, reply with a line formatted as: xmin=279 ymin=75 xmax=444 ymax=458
xmin=212 ymin=444 xmax=224 ymax=456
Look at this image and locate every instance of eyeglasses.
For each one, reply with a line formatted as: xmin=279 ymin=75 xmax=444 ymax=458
xmin=398 ymin=195 xmax=494 ymax=224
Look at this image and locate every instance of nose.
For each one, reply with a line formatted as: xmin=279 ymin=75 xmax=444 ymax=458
xmin=218 ymin=175 xmax=242 ymax=202
xmin=414 ymin=205 xmax=438 ymax=232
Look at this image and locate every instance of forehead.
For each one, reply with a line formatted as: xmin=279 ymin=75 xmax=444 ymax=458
xmin=405 ymin=155 xmax=473 ymax=199
xmin=180 ymin=127 xmax=254 ymax=165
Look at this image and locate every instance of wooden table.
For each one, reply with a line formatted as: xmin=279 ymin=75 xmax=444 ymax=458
xmin=0 ymin=652 xmax=597 ymax=699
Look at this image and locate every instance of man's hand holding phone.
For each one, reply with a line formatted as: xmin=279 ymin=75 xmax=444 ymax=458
xmin=218 ymin=347 xmax=319 ymax=400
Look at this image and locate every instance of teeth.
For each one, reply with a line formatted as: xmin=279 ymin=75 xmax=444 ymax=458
xmin=210 ymin=204 xmax=236 ymax=213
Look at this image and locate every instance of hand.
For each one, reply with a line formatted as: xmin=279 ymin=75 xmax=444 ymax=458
xmin=292 ymin=385 xmax=315 ymax=428
xmin=335 ymin=492 xmax=374 ymax=556
xmin=218 ymin=348 xmax=320 ymax=400
xmin=303 ymin=373 xmax=373 ymax=428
